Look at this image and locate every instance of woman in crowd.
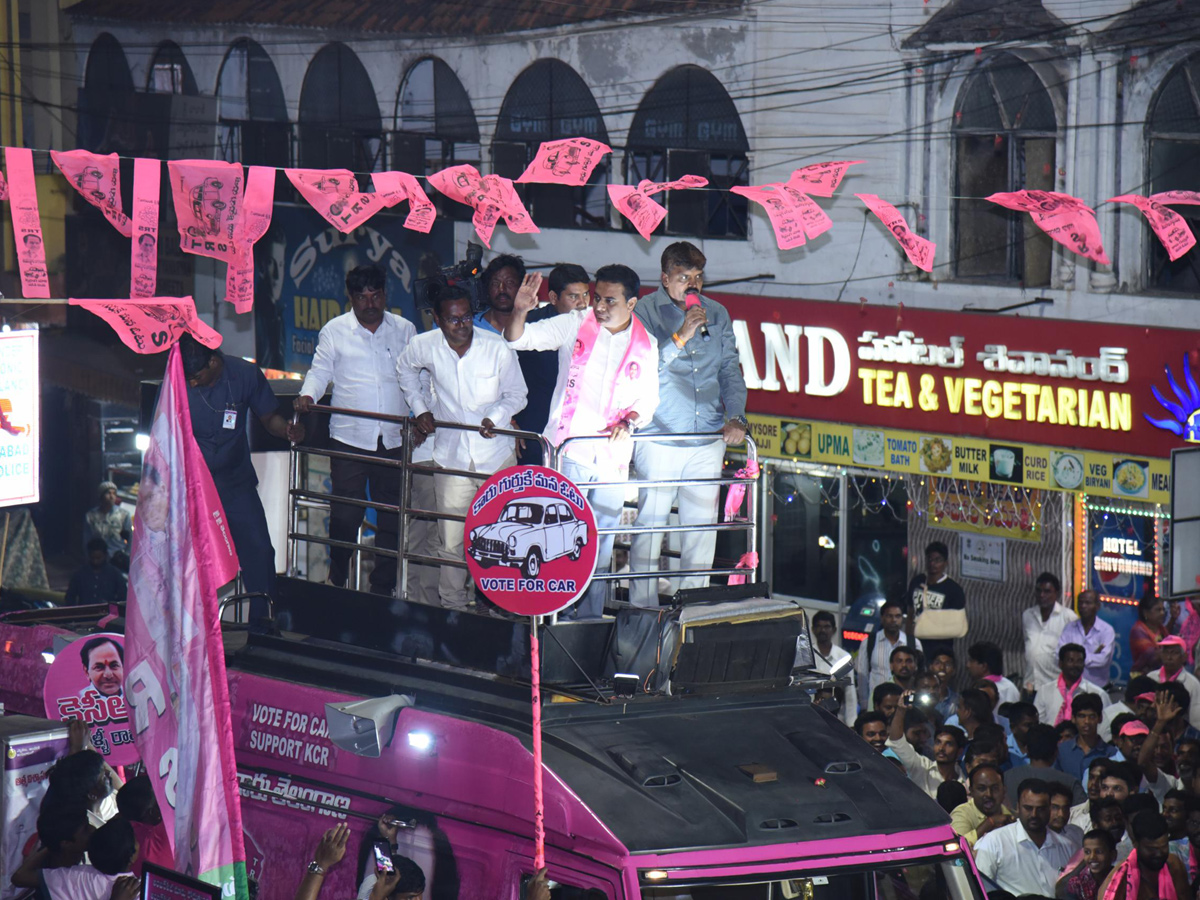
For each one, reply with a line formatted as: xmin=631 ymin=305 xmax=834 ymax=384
xmin=1130 ymin=596 xmax=1176 ymax=675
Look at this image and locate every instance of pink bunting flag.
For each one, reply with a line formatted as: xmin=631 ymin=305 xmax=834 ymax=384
xmin=130 ymin=157 xmax=161 ymax=299
xmin=167 ymin=160 xmax=275 ymax=313
xmin=856 ymin=193 xmax=936 ymax=272
xmin=70 ymin=297 xmax=221 ymax=354
xmin=516 ymin=137 xmax=612 ymax=186
xmin=225 ymin=165 xmax=275 ymax=314
xmin=372 ymin=171 xmax=436 ymax=233
xmin=1149 ymin=190 xmax=1200 ymax=208
xmin=50 ymin=149 xmax=132 ymax=237
xmin=731 ymin=184 xmax=832 ymax=250
xmin=607 ymin=175 xmax=709 ymax=240
xmin=428 ymin=164 xmax=538 ymax=247
xmin=5 ymin=147 xmax=49 ymax=298
xmin=985 ymin=189 xmax=1110 ymax=265
xmin=1109 ymin=194 xmax=1196 ymax=261
xmin=786 ymin=160 xmax=864 ymax=198
xmin=285 ymin=168 xmax=433 ymax=235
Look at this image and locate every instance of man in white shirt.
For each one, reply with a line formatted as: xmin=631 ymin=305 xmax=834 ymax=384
xmin=974 ymin=778 xmax=1078 ymax=895
xmin=811 ymin=611 xmax=857 ymax=725
xmin=506 ymin=265 xmax=659 ymax=620
xmin=297 ymin=265 xmax=416 ymax=595
xmin=854 ymin=600 xmax=921 ymax=709
xmin=884 ymin=689 xmax=967 ymax=798
xmin=1149 ymin=636 xmax=1200 ymax=726
xmin=1034 ymin=642 xmax=1108 ymax=725
xmin=397 ymin=284 xmax=527 ymax=610
xmin=1022 ymin=572 xmax=1079 ymax=692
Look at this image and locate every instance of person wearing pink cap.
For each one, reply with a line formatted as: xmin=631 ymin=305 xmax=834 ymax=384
xmin=1150 ymin=636 xmax=1200 ymax=727
xmin=1100 ymin=676 xmax=1160 ymax=743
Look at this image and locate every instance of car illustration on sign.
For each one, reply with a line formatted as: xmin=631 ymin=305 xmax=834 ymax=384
xmin=469 ymin=497 xmax=588 ymax=579
xmin=188 ymin=177 xmax=227 ymax=236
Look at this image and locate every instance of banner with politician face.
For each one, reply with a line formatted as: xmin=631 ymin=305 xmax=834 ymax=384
xmin=43 ymin=632 xmax=138 ymax=764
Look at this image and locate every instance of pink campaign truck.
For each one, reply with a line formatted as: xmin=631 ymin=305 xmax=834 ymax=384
xmin=0 ymin=594 xmax=987 ymax=900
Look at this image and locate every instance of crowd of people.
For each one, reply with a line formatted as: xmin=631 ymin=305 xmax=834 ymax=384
xmin=9 ymin=721 xmax=169 ymax=900
xmin=175 ymin=239 xmax=748 ymax=622
xmin=838 ymin=577 xmax=1200 ymax=900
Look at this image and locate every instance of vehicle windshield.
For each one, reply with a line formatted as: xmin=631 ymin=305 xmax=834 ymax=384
xmin=640 ymin=857 xmax=983 ymax=900
xmin=501 ymin=504 xmax=543 ymax=525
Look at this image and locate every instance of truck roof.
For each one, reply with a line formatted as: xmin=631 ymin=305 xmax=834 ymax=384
xmin=229 ymin=632 xmax=951 ymax=855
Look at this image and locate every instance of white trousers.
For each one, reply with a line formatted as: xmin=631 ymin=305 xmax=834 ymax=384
xmin=629 ymin=438 xmax=726 ymax=607
xmin=561 ymin=456 xmax=628 ymax=620
xmin=404 ymin=466 xmax=441 ymax=605
xmin=433 ymin=454 xmax=516 ymax=608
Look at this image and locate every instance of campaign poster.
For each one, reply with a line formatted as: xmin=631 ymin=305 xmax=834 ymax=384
xmin=0 ymin=726 xmax=70 ymax=899
xmin=0 ymin=331 xmax=38 ymax=508
xmin=42 ymin=632 xmax=138 ymax=765
xmin=252 ymin=203 xmax=451 ymax=373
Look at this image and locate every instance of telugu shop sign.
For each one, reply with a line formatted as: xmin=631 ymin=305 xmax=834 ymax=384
xmin=717 ymin=292 xmax=1200 ymax=465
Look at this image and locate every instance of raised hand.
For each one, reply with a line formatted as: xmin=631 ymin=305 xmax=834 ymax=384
xmin=513 ymin=272 xmax=543 ymax=314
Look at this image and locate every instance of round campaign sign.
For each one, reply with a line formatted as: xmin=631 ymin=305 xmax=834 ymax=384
xmin=465 ymin=465 xmax=598 ymax=616
xmin=43 ymin=632 xmax=138 ymax=765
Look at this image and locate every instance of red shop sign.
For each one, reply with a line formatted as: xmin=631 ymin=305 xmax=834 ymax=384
xmin=711 ymin=291 xmax=1200 ymax=459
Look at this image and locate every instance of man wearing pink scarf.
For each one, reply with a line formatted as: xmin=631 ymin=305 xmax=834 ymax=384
xmin=506 ymin=266 xmax=659 ymax=620
xmin=1099 ymin=810 xmax=1189 ymax=899
xmin=1035 ymin=643 xmax=1108 ymax=726
xmin=1149 ymin=636 xmax=1200 ymax=727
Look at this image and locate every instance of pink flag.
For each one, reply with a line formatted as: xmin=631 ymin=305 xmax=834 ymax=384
xmin=5 ymin=147 xmax=49 ymax=298
xmin=608 ymin=175 xmax=709 ymax=240
xmin=428 ymin=164 xmax=539 ymax=247
xmin=372 ymin=171 xmax=436 ymax=233
xmin=786 ymin=160 xmax=864 ymax=198
xmin=286 ymin=168 xmax=436 ymax=234
xmin=130 ymin=158 xmax=161 ymax=299
xmin=224 ymin=166 xmax=274 ymax=314
xmin=125 ymin=345 xmax=246 ymax=898
xmin=70 ymin=297 xmax=221 ymax=354
xmin=731 ymin=184 xmax=832 ymax=250
xmin=986 ymin=189 xmax=1110 ymax=265
xmin=167 ymin=160 xmax=274 ymax=313
xmin=1109 ymin=194 xmax=1196 ymax=261
xmin=857 ymin=193 xmax=936 ymax=272
xmin=50 ymin=149 xmax=132 ymax=237
xmin=516 ymin=138 xmax=611 ymax=185
xmin=1150 ymin=190 xmax=1200 ymax=208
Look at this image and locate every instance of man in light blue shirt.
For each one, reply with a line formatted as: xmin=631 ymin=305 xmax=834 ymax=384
xmin=630 ymin=241 xmax=748 ymax=605
xmin=1058 ymin=590 xmax=1116 ymax=688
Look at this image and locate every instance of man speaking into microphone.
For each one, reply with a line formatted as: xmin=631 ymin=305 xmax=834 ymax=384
xmin=630 ymin=241 xmax=748 ymax=606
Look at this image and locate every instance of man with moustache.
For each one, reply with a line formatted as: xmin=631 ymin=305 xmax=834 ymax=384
xmin=630 ymin=241 xmax=748 ymax=605
xmin=974 ymin=778 xmax=1077 ymax=895
xmin=296 ymin=265 xmax=417 ymax=596
xmin=1059 ymin=590 xmax=1116 ymax=688
xmin=398 ymin=283 xmax=527 ymax=610
xmin=506 ymin=266 xmax=659 ymax=619
xmin=1098 ymin=810 xmax=1190 ymax=899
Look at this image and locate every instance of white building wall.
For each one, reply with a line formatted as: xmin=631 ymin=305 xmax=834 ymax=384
xmin=67 ymin=1 xmax=1200 ymax=333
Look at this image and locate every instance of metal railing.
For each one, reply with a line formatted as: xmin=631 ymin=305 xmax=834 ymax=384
xmin=285 ymin=404 xmax=760 ymax=606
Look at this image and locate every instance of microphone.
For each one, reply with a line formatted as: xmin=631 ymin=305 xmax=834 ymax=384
xmin=685 ymin=289 xmax=710 ymax=342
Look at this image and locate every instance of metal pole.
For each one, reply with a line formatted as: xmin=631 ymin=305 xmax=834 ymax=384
xmin=837 ymin=470 xmax=850 ymax=627
xmin=530 ymin=615 xmax=545 ymax=870
xmin=286 ymin=417 xmax=300 ymax=576
xmin=397 ymin=416 xmax=412 ymax=601
xmin=0 ymin=511 xmax=10 ymax=592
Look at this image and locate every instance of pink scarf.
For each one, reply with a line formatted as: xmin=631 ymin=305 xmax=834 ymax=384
xmin=555 ymin=312 xmax=655 ymax=467
xmin=728 ymin=551 xmax=759 ymax=586
xmin=1056 ymin=674 xmax=1083 ymax=726
xmin=723 ymin=460 xmax=760 ymax=521
xmin=1102 ymin=851 xmax=1177 ymax=900
xmin=1158 ymin=666 xmax=1181 ymax=683
xmin=984 ymin=674 xmax=1002 ymax=683
xmin=1190 ymin=844 xmax=1197 ymax=883
xmin=1181 ymin=613 xmax=1200 ymax=666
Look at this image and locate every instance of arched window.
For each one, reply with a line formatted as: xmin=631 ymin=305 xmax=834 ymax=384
xmin=953 ymin=54 xmax=1058 ymax=285
xmin=216 ymin=40 xmax=290 ymax=168
xmin=147 ymin=41 xmax=197 ymax=95
xmin=1146 ymin=55 xmax=1200 ymax=292
xmin=492 ymin=60 xmax=609 ymax=229
xmin=393 ymin=58 xmax=480 ymax=174
xmin=626 ymin=66 xmax=749 ymax=239
xmin=298 ymin=43 xmax=382 ymax=171
xmin=79 ymin=33 xmax=135 ymax=153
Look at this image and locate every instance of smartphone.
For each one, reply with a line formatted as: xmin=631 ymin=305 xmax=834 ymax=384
xmin=373 ymin=842 xmax=395 ymax=875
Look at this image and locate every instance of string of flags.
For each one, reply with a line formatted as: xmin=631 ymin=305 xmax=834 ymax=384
xmin=2 ymin=138 xmax=1197 ymax=338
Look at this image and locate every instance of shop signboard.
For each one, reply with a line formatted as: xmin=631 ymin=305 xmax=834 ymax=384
xmin=252 ymin=204 xmax=452 ymax=372
xmin=719 ymin=291 xmax=1200 ymax=462
xmin=1088 ymin=508 xmax=1155 ymax=683
xmin=747 ymin=413 xmax=1170 ymax=506
xmin=0 ymin=331 xmax=38 ymax=508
